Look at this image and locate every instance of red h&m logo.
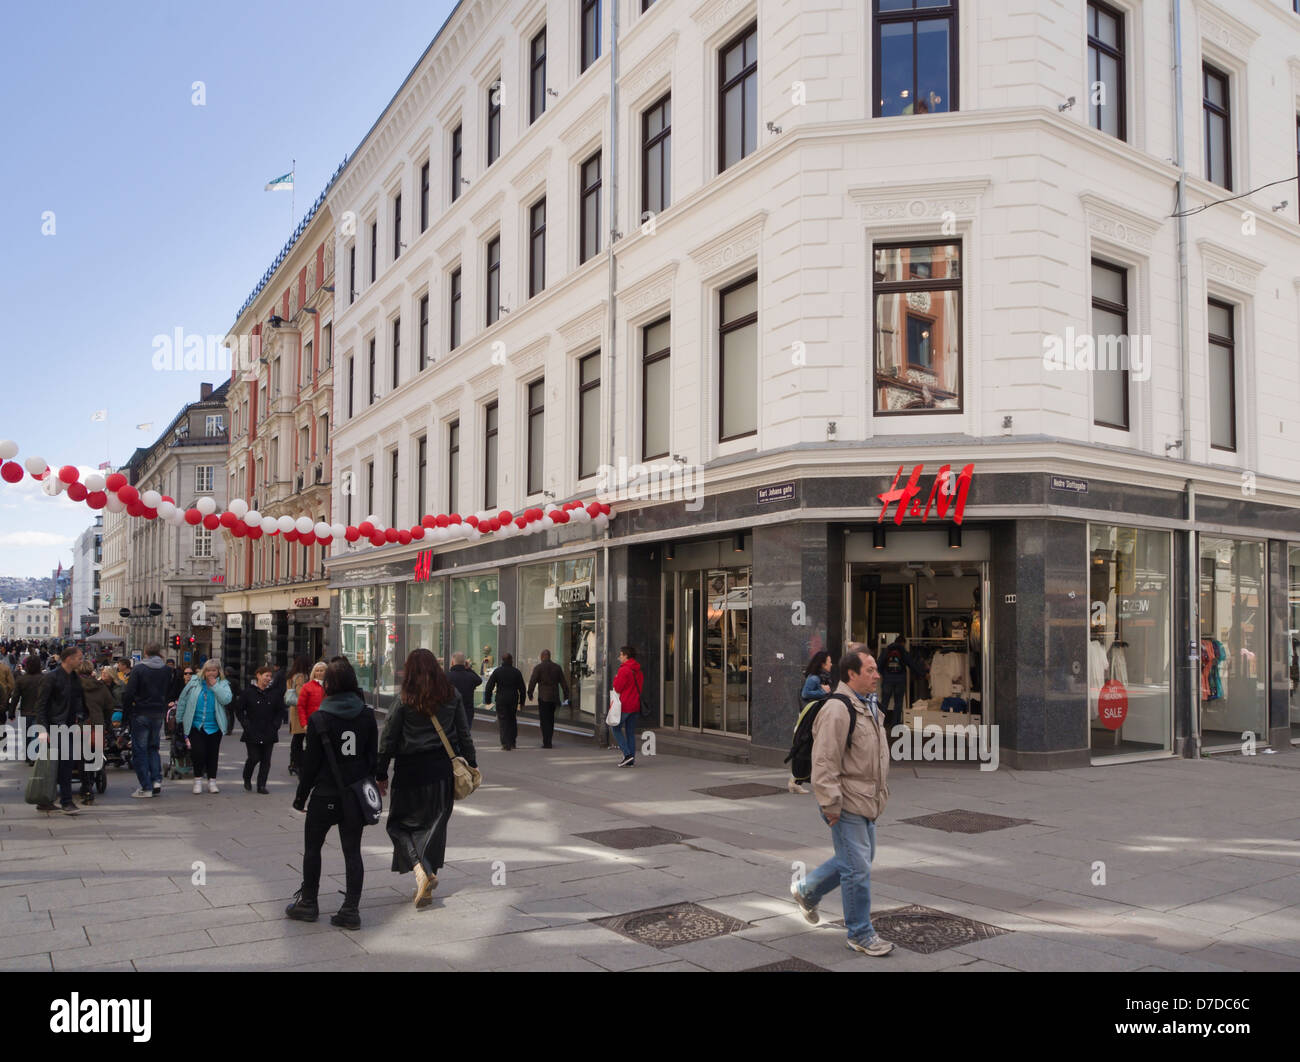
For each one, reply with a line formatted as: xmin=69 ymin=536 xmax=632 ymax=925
xmin=877 ymin=463 xmax=974 ymax=526
xmin=413 ymin=550 xmax=433 ymax=582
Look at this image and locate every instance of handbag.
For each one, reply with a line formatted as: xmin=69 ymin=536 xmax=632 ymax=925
xmin=311 ymin=713 xmax=381 ymax=826
xmin=430 ymin=710 xmax=481 ymax=800
xmin=285 ymin=688 xmax=299 ymax=708
xmin=24 ymin=754 xmax=57 ymax=806
xmin=605 ymin=687 xmax=622 ymax=727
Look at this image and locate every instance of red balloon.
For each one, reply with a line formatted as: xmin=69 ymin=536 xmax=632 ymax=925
xmin=127 ymin=500 xmax=145 ymax=517
xmin=66 ymin=481 xmax=88 ymax=502
xmin=515 ymin=517 xmax=527 ymax=529
xmin=202 ymin=513 xmax=220 ymax=530
xmin=586 ymin=502 xmax=601 ymax=517
xmin=411 ymin=526 xmax=425 ymax=540
xmin=0 ymin=462 xmax=22 ymax=484
xmin=31 ymin=469 xmax=48 ymax=481
xmin=219 ymin=512 xmax=238 ymax=528
xmin=105 ymin=472 xmax=126 ymax=492
xmin=498 ymin=510 xmax=512 ymax=524
xmin=317 ymin=533 xmax=331 ymax=545
xmin=184 ymin=508 xmax=202 ymax=525
xmin=421 ymin=514 xmax=436 ymax=528
xmin=358 ymin=521 xmax=375 ymax=537
xmin=249 ymin=527 xmax=263 ymax=540
xmin=435 ymin=514 xmax=449 ymax=528
xmin=384 ymin=528 xmax=399 ymax=543
xmin=230 ymin=523 xmax=246 ymax=538
xmin=161 ymin=495 xmax=174 ymax=504
xmin=284 ymin=530 xmax=299 ymax=543
xmin=344 ymin=526 xmax=360 ymax=542
xmin=86 ymin=490 xmax=107 ymax=509
xmin=300 ymin=531 xmax=316 ymax=546
xmin=58 ymin=465 xmax=79 ymax=484
xmin=118 ymin=484 xmax=140 ymax=505
xmin=369 ymin=533 xmax=386 ymax=547
xmin=143 ymin=508 xmax=158 ymax=520
xmin=397 ymin=529 xmax=412 ymax=545
xmin=465 ymin=515 xmax=478 ymax=528
xmin=448 ymin=513 xmax=461 ymax=525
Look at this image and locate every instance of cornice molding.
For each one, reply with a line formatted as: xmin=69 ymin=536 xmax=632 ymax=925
xmin=617 ymin=261 xmax=679 ymax=317
xmin=1196 ymin=239 xmax=1266 ymax=293
xmin=510 ymin=147 xmax=553 ymax=192
xmin=470 ymin=37 xmax=505 ymax=83
xmin=437 ymin=226 xmax=466 ymax=264
xmin=472 ymin=190 xmax=507 ymax=233
xmin=555 ymin=305 xmax=606 ymax=349
xmin=687 ymin=210 xmax=768 ymax=278
xmin=1079 ymin=191 xmax=1160 ymax=252
xmin=561 ymin=96 xmax=609 ymax=157
xmin=435 ymin=386 xmax=464 ymax=418
xmin=469 ymin=364 xmax=501 ymax=399
xmin=619 ymin=32 xmax=678 ymax=104
xmin=847 ymin=177 xmax=992 ymax=224
xmin=1193 ymin=0 xmax=1260 ymax=56
xmin=691 ymin=0 xmax=753 ymax=38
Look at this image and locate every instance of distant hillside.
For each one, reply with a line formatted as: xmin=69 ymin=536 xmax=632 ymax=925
xmin=0 ymin=577 xmax=54 ymax=604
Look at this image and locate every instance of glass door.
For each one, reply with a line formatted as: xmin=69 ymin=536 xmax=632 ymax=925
xmin=677 ymin=574 xmax=701 ymax=729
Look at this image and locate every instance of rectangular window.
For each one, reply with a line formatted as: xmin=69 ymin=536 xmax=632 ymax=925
xmin=368 ymin=337 xmax=377 ymax=406
xmin=320 ymin=414 xmax=329 ymax=454
xmin=719 ymin=276 xmax=758 ymax=440
xmin=873 ymin=241 xmax=962 ymax=414
xmin=322 ymin=323 xmax=332 ymax=370
xmin=873 ymin=0 xmax=957 ymax=117
xmin=420 ymin=161 xmax=430 ymax=233
xmin=391 ymin=317 xmax=401 ymax=390
xmin=486 ymin=236 xmax=501 ymax=325
xmin=529 ymin=197 xmax=546 ymax=297
xmin=580 ymin=151 xmax=602 ymax=264
xmin=1091 ymin=259 xmax=1130 ymax=430
xmin=719 ymin=23 xmax=758 ymax=171
xmin=417 ymin=435 xmax=427 ymax=518
xmin=204 ymin=414 xmax=224 ymax=436
xmin=299 ymin=426 xmax=310 ymax=466
xmin=581 ymin=0 xmax=601 ymax=72
xmin=579 ymin=351 xmax=601 ymax=478
xmin=390 ymin=449 xmax=399 ymax=528
xmin=643 ymin=95 xmax=671 ymax=215
xmin=448 ymin=420 xmax=460 ymax=513
xmin=347 ymin=356 xmax=355 ymax=418
xmin=302 ymin=341 xmax=313 ymax=386
xmin=419 ymin=294 xmax=430 ymax=370
xmin=487 ymin=80 xmax=502 ymax=166
xmin=642 ymin=317 xmax=670 ymax=459
xmin=366 ymin=460 xmax=375 ymax=516
xmin=194 ymin=527 xmax=212 ymax=558
xmin=1207 ymin=299 xmax=1236 ymax=451
xmin=369 ymin=221 xmax=378 ymax=283
xmin=348 ymin=246 xmax=356 ymax=304
xmin=527 ymin=379 xmax=545 ymax=495
xmin=195 ymin=465 xmax=214 ymax=493
xmin=1203 ymin=64 xmax=1231 ymax=190
xmin=451 ymin=125 xmax=463 ymax=202
xmin=450 ymin=268 xmax=462 ymax=350
xmin=393 ymin=193 xmax=402 ymax=259
xmin=1087 ymin=1 xmax=1125 ymax=140
xmin=484 ymin=402 xmax=499 ymax=509
xmin=530 ymin=27 xmax=547 ymax=123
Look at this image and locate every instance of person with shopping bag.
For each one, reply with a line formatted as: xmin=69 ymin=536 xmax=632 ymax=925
xmin=609 ymin=645 xmax=644 ymax=768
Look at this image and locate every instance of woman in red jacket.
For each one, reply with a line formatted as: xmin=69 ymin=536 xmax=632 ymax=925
xmin=611 ymin=645 xmax=644 ymax=768
xmin=297 ymin=662 xmax=326 ymax=730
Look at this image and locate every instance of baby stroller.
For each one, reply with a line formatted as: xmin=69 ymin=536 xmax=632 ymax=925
xmin=103 ymin=708 xmax=132 ymax=771
xmin=164 ymin=706 xmax=193 ymax=779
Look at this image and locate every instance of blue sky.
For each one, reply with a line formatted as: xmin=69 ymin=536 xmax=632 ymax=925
xmin=0 ymin=0 xmax=455 ymax=577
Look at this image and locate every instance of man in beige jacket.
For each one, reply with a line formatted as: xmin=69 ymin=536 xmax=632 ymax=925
xmin=790 ymin=648 xmax=894 ymax=956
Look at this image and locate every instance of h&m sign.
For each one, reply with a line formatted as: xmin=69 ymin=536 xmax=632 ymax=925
xmin=413 ymin=550 xmax=433 ymax=582
xmin=877 ymin=463 xmax=974 ymax=525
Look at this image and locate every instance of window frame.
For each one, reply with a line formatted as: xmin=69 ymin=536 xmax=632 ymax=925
xmin=527 ymin=378 xmax=545 ymax=496
xmin=389 ymin=448 xmax=400 ymax=528
xmin=346 ymin=355 xmax=355 ymax=418
xmin=641 ymin=317 xmax=671 ymax=461
xmin=1202 ymin=63 xmax=1232 ymax=191
xmin=581 ymin=0 xmax=601 ymax=73
xmin=578 ymin=350 xmax=601 ymax=478
xmin=193 ymin=526 xmax=212 ymax=559
xmin=1086 ymin=0 xmax=1126 ymax=141
xmin=642 ymin=94 xmax=671 ymax=216
xmin=449 ymin=267 xmax=462 ymax=350
xmin=417 ymin=434 xmax=428 ymax=518
xmin=486 ymin=235 xmax=502 ymax=326
xmin=448 ymin=420 xmax=460 ymax=513
xmin=1090 ymin=257 xmax=1131 ymax=431
xmin=393 ymin=192 xmax=402 ymax=260
xmin=871 ymin=0 xmax=960 ymax=119
xmin=718 ymin=23 xmax=758 ymax=173
xmin=717 ymin=274 xmax=759 ymax=443
xmin=367 ymin=337 xmax=377 ymax=406
xmin=369 ymin=220 xmax=378 ymax=283
xmin=484 ymin=401 xmax=499 ymax=510
xmin=418 ymin=293 xmax=430 ymax=371
xmin=529 ymin=197 xmax=547 ymax=297
xmin=487 ymin=78 xmax=502 ymax=166
xmin=195 ymin=465 xmax=214 ymax=493
xmin=1207 ymin=297 xmax=1237 ymax=452
xmin=451 ymin=124 xmax=464 ymax=203
xmin=391 ymin=315 xmax=401 ymax=390
xmin=530 ymin=26 xmax=548 ymax=123
xmin=579 ymin=151 xmax=602 ymax=264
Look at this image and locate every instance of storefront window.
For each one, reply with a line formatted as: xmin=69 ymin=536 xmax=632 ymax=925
xmin=518 ymin=556 xmax=598 ymax=723
xmin=667 ymin=566 xmax=751 ymax=735
xmin=1088 ymin=525 xmax=1172 ymax=757
xmin=376 ymin=584 xmax=399 ymax=710
xmin=1289 ymin=544 xmax=1300 ymax=740
xmin=340 ymin=587 xmax=376 ymax=697
xmin=407 ymin=580 xmax=446 ymax=664
xmin=1199 ymin=537 xmax=1267 ymax=746
xmin=450 ymin=573 xmax=500 ymax=681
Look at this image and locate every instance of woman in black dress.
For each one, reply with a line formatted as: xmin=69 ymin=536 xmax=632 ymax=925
xmin=377 ymin=648 xmax=477 ymax=908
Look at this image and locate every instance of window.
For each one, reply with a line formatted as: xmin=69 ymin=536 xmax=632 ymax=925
xmin=642 ymin=0 xmax=657 ymax=9
xmin=366 ymin=460 xmax=375 ymax=516
xmin=195 ymin=465 xmax=214 ymax=493
xmin=484 ymin=402 xmax=499 ymax=509
xmin=420 ymin=161 xmax=430 ymax=233
xmin=448 ymin=420 xmax=460 ymax=512
xmin=718 ymin=276 xmax=758 ymax=440
xmin=1203 ymin=64 xmax=1231 ymax=190
xmin=348 ymin=245 xmax=356 ymax=304
xmin=1207 ymin=299 xmax=1236 ymax=451
xmin=874 ymin=0 xmax=957 ymax=117
xmin=390 ymin=449 xmax=400 ymax=528
xmin=302 ymin=341 xmax=313 ymax=386
xmin=204 ymin=414 xmax=224 ymax=436
xmin=486 ymin=236 xmax=501 ymax=325
xmin=194 ymin=526 xmax=212 ymax=558
xmin=368 ymin=337 xmax=377 ymax=406
xmin=530 ymin=27 xmax=547 ymax=123
xmin=369 ymin=220 xmax=378 ymax=283
xmin=417 ymin=435 xmax=427 ymax=518
xmin=450 ymin=268 xmax=462 ymax=349
xmin=529 ymin=197 xmax=546 ymax=297
xmin=392 ymin=316 xmax=401 ymax=390
xmin=319 ymin=414 xmax=329 ymax=454
xmin=719 ymin=23 xmax=758 ymax=171
xmin=580 ymin=151 xmax=602 ymax=264
xmin=579 ymin=352 xmax=601 ymax=478
xmin=322 ymin=323 xmax=332 ymax=370
xmin=451 ymin=125 xmax=463 ymax=202
xmin=642 ymin=317 xmax=670 ymax=459
xmin=393 ymin=193 xmax=402 ymax=260
xmin=270 ymin=357 xmax=280 ymax=396
xmin=419 ymin=294 xmax=430 ymax=370
xmin=346 ymin=355 xmax=355 ymax=418
xmin=581 ymin=0 xmax=601 ymax=73
xmin=1087 ymin=1 xmax=1125 ymax=140
xmin=1091 ymin=259 xmax=1130 ymax=430
xmin=299 ymin=426 xmax=310 ymax=466
xmin=487 ymin=80 xmax=502 ymax=166
xmin=527 ymin=379 xmax=545 ymax=495
xmin=873 ymin=242 xmax=962 ymax=414
xmin=643 ymin=95 xmax=671 ymax=215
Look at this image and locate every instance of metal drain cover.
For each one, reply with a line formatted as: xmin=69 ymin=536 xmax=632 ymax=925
xmin=593 ymin=902 xmax=749 ymax=949
xmin=745 ymin=956 xmax=827 ymax=972
xmin=867 ymin=904 xmax=1011 ymax=954
xmin=574 ymin=826 xmax=695 ymax=849
xmin=899 ymin=809 xmax=1033 ymax=833
xmin=692 ymin=783 xmax=789 ymax=800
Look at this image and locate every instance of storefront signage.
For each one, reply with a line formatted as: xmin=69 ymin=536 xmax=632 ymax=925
xmin=413 ymin=550 xmax=433 ymax=582
xmin=293 ymin=596 xmax=319 ymax=608
xmin=1098 ymin=680 xmax=1128 ymax=730
xmin=757 ymin=482 xmax=795 ymax=504
xmin=225 ymin=613 xmax=243 ymax=629
xmin=1050 ymin=475 xmax=1089 ymax=495
xmin=558 ymin=582 xmax=591 ymax=605
xmin=877 ymin=463 xmax=974 ymax=526
xmin=254 ymin=613 xmax=273 ymax=631
xmin=209 ymin=574 xmax=225 ymax=583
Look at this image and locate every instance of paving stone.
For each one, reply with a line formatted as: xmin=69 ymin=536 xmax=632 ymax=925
xmin=133 ymin=931 xmax=366 ymax=971
xmin=0 ymin=925 xmax=89 ymax=960
xmin=50 ymin=929 xmax=217 ymax=970
xmin=86 ymin=905 xmax=261 ymax=945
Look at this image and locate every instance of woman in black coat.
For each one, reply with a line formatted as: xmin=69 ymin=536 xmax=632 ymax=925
xmin=235 ymin=666 xmax=280 ymax=794
xmin=377 ymin=649 xmax=476 ymax=908
xmin=483 ymin=652 xmax=525 ymax=751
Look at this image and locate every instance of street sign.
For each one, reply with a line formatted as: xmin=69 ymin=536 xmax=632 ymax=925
xmin=147 ymin=603 xmax=162 ymax=617
xmin=118 ymin=608 xmax=131 ymax=618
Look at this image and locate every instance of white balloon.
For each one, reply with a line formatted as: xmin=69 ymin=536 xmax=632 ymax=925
xmin=25 ymin=456 xmax=47 ymax=476
xmin=244 ymin=509 xmax=261 ymax=527
xmin=106 ymin=494 xmax=126 ymax=513
xmin=228 ymin=498 xmax=248 ymax=518
xmin=42 ymin=475 xmax=62 ymax=497
xmin=0 ymin=440 xmax=16 ymax=460
xmin=314 ymin=522 xmax=331 ymax=538
xmin=330 ymin=522 xmax=346 ymax=539
xmin=572 ymin=507 xmax=591 ymax=523
xmin=364 ymin=514 xmax=378 ymax=526
xmin=196 ymin=497 xmax=216 ymax=516
xmin=261 ymin=516 xmax=278 ymax=533
xmin=544 ymin=503 xmax=558 ymax=514
xmin=141 ymin=489 xmax=161 ymax=509
xmin=84 ymin=472 xmax=106 ymax=492
xmin=593 ymin=513 xmax=609 ymax=530
xmin=157 ymin=500 xmax=176 ymax=518
xmin=296 ymin=516 xmax=314 ymax=535
xmin=274 ymin=514 xmax=293 ymax=533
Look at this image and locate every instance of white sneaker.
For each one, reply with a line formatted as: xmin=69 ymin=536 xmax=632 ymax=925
xmin=193 ymin=780 xmax=203 ymax=795
xmin=207 ymin=779 xmax=219 ymax=794
xmin=130 ymin=788 xmax=151 ymax=799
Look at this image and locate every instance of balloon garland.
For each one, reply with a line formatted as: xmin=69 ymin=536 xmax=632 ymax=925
xmin=0 ymin=439 xmax=615 ymax=553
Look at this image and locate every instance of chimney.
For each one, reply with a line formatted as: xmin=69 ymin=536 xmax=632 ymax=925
xmin=200 ymin=382 xmax=213 ymax=401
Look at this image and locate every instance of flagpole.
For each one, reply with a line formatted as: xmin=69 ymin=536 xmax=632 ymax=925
xmin=290 ymin=159 xmax=296 ymax=231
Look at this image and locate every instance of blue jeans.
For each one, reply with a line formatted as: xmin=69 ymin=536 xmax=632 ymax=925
xmin=612 ymin=715 xmax=636 ymax=759
xmin=130 ymin=713 xmax=164 ymax=790
xmin=799 ymin=811 xmax=877 ymax=942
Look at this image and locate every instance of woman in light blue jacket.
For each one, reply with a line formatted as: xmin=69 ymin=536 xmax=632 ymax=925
xmin=177 ymin=658 xmax=233 ymax=795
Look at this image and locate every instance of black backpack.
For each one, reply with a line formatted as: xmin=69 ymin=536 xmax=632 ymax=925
xmin=783 ymin=693 xmax=856 ymax=785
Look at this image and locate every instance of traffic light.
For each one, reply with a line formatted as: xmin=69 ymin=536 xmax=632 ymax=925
xmin=187 ymin=635 xmax=197 ymax=648
xmin=172 ymin=635 xmax=182 ymax=649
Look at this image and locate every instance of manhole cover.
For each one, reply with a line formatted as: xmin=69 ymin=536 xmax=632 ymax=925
xmin=692 ymin=783 xmax=789 ymax=799
xmin=592 ymin=902 xmax=749 ymax=949
xmin=899 ymin=809 xmax=1033 ymax=833
xmin=865 ymin=904 xmax=1010 ymax=954
xmin=574 ymin=826 xmax=695 ymax=850
xmin=745 ymin=957 xmax=826 ymax=972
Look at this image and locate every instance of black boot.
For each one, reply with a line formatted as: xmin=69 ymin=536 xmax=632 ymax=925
xmin=285 ymin=888 xmax=318 ymax=922
xmin=330 ymin=898 xmax=361 ymax=929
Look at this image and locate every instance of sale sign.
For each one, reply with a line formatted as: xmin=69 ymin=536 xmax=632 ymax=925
xmin=1098 ymin=680 xmax=1128 ymax=730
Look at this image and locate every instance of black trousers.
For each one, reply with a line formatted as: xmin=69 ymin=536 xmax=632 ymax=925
xmin=301 ymin=792 xmax=363 ymax=906
xmin=56 ymin=756 xmax=74 ymax=806
xmin=243 ymin=741 xmax=273 ymax=789
xmin=289 ymin=733 xmax=305 ymax=771
xmin=496 ymin=704 xmax=517 ymax=749
xmin=880 ymin=682 xmax=906 ymax=729
xmin=188 ymin=728 xmax=222 ymax=780
xmin=537 ymin=701 xmax=558 ymax=747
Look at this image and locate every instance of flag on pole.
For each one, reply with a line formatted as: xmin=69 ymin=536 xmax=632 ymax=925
xmin=265 ymin=171 xmax=294 ymax=192
xmin=98 ymin=461 xmax=112 ymax=470
xmin=136 ymin=422 xmax=153 ymax=432
xmin=90 ymin=410 xmax=107 ymax=422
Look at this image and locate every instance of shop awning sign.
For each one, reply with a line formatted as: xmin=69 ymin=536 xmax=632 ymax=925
xmin=254 ymin=613 xmax=273 ymax=631
xmin=546 ymin=581 xmax=592 ymax=609
xmin=877 ymin=463 xmax=973 ymax=525
xmin=225 ymin=613 xmax=243 ymax=629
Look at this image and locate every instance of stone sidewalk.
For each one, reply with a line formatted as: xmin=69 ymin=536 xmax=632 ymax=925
xmin=2 ymin=722 xmax=1299 ymax=971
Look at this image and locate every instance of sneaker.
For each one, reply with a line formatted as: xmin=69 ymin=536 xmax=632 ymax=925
xmin=846 ymin=936 xmax=894 ymax=957
xmin=616 ymin=756 xmax=635 ymax=768
xmin=208 ymin=779 xmax=219 ymax=794
xmin=80 ymin=794 xmax=94 ymax=806
xmin=787 ymin=778 xmax=809 ymax=795
xmin=284 ymin=891 xmax=319 ymax=922
xmin=59 ymin=803 xmax=80 ymax=816
xmin=130 ymin=788 xmax=152 ymax=799
xmin=330 ymin=906 xmax=361 ymax=929
xmin=413 ymin=865 xmax=434 ymax=908
xmin=193 ymin=780 xmax=203 ymax=795
xmin=790 ymin=883 xmax=820 ymax=925
xmin=152 ymin=785 xmax=161 ymax=796
xmin=35 ymin=803 xmax=57 ymax=813
xmin=257 ymin=787 xmax=269 ymax=795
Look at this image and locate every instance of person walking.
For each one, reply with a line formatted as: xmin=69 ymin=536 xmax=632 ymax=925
xmin=878 ymin=635 xmax=926 ymax=730
xmin=296 ymin=662 xmax=325 ymax=729
xmin=790 ymin=648 xmax=894 ymax=957
xmin=122 ymin=643 xmax=172 ymax=798
xmin=33 ymin=645 xmax=86 ymax=815
xmin=377 ymin=648 xmax=477 ymax=909
xmin=610 ymin=645 xmax=644 ymax=768
xmin=788 ymin=650 xmax=834 ymax=794
xmin=165 ymin=659 xmax=183 ymax=705
xmin=75 ymin=661 xmax=112 ymax=806
xmin=527 ymin=649 xmax=570 ymax=749
xmin=177 ymin=659 xmax=233 ymax=794
xmin=0 ymin=662 xmax=14 ymax=720
xmin=281 ymin=655 xmax=311 ymax=775
xmin=286 ymin=657 xmax=377 ymax=929
xmin=235 ymin=666 xmax=279 ymax=794
xmin=482 ymin=652 xmax=525 ymax=751
xmin=447 ymin=652 xmax=482 ymax=731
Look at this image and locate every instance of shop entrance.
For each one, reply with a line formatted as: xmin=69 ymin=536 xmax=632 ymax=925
xmin=662 ymin=567 xmax=751 ymax=736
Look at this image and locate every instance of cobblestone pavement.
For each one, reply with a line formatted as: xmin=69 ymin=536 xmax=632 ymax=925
xmin=3 ymin=722 xmax=1299 ymax=971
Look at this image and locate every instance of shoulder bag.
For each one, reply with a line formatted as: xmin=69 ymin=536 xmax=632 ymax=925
xmin=430 ymin=709 xmax=481 ymax=800
xmin=311 ymin=712 xmax=382 ymax=826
